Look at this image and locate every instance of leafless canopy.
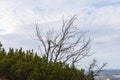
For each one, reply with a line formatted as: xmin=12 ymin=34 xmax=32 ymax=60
xmin=0 ymin=41 xmax=2 ymax=51
xmin=35 ymin=15 xmax=91 ymax=66
xmin=87 ymin=59 xmax=107 ymax=78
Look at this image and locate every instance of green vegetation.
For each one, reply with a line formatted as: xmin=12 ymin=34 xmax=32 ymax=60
xmin=0 ymin=48 xmax=93 ymax=80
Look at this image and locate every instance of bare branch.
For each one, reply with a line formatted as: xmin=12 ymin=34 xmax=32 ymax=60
xmin=35 ymin=15 xmax=91 ymax=66
xmin=93 ymin=63 xmax=107 ymax=76
xmin=86 ymin=59 xmax=107 ymax=78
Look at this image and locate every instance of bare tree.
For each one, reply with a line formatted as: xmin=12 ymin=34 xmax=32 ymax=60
xmin=86 ymin=59 xmax=107 ymax=79
xmin=0 ymin=41 xmax=2 ymax=51
xmin=35 ymin=15 xmax=91 ymax=66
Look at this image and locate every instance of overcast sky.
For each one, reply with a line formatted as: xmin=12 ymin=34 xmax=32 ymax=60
xmin=0 ymin=0 xmax=120 ymax=69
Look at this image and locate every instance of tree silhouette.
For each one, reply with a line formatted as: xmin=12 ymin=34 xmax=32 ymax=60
xmin=0 ymin=41 xmax=2 ymax=51
xmin=35 ymin=15 xmax=91 ymax=67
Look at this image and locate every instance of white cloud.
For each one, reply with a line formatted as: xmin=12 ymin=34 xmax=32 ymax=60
xmin=92 ymin=6 xmax=120 ymax=29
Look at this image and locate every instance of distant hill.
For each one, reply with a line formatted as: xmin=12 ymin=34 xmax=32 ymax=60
xmin=95 ymin=70 xmax=120 ymax=80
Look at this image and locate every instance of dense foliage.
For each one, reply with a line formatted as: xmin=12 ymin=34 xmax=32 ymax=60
xmin=0 ymin=48 xmax=93 ymax=80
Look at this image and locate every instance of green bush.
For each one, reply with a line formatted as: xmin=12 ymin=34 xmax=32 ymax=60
xmin=0 ymin=48 xmax=93 ymax=80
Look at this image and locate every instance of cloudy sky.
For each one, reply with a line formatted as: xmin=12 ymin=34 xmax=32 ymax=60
xmin=0 ymin=0 xmax=120 ymax=69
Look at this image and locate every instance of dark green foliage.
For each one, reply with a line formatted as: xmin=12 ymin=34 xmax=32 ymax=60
xmin=0 ymin=48 xmax=93 ymax=80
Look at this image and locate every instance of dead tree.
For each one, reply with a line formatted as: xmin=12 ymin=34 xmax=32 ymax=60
xmin=0 ymin=41 xmax=2 ymax=51
xmin=35 ymin=15 xmax=91 ymax=66
xmin=87 ymin=59 xmax=107 ymax=79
